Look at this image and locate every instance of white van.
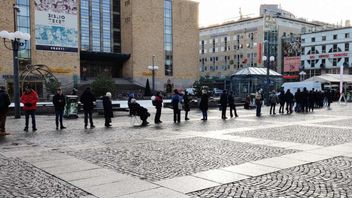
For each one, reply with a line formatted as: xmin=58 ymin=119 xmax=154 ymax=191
xmin=281 ymin=82 xmax=322 ymax=94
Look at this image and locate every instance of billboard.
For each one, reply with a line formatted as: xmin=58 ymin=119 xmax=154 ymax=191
xmin=284 ymin=57 xmax=300 ymax=72
xmin=35 ymin=0 xmax=78 ymax=52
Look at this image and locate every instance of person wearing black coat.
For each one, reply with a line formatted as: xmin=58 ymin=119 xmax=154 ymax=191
xmin=228 ymin=91 xmax=238 ymax=118
xmin=103 ymin=92 xmax=113 ymax=127
xmin=220 ymin=90 xmax=228 ymax=119
xmin=153 ymin=92 xmax=163 ymax=124
xmin=183 ymin=91 xmax=191 ymax=121
xmin=0 ymin=86 xmax=11 ymax=135
xmin=80 ymin=87 xmax=96 ymax=129
xmin=199 ymin=90 xmax=209 ymax=120
xmin=302 ymin=87 xmax=309 ymax=113
xmin=285 ymin=89 xmax=294 ymax=114
xmin=53 ymin=88 xmax=66 ymax=130
xmin=130 ymin=99 xmax=150 ymax=126
xmin=278 ymin=90 xmax=286 ymax=114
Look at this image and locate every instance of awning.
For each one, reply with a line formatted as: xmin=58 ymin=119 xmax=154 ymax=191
xmin=232 ymin=67 xmax=282 ymax=77
xmin=80 ymin=51 xmax=130 ymax=62
xmin=304 ymin=74 xmax=352 ymax=83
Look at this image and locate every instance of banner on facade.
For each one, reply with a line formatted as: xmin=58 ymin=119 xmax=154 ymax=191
xmin=35 ymin=0 xmax=78 ymax=52
xmin=284 ymin=57 xmax=300 ymax=72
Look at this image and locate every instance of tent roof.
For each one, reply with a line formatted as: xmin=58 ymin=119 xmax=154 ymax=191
xmin=304 ymin=74 xmax=352 ymax=83
xmin=232 ymin=67 xmax=282 ymax=77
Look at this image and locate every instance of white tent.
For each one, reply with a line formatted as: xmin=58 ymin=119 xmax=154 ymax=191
xmin=304 ymin=74 xmax=352 ymax=84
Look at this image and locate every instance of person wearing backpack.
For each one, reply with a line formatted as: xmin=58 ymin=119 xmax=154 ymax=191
xmin=153 ymin=91 xmax=163 ymax=124
xmin=0 ymin=86 xmax=11 ymax=135
xmin=269 ymin=90 xmax=279 ymax=115
xmin=171 ymin=89 xmax=182 ymax=123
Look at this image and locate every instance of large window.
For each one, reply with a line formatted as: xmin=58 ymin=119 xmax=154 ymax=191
xmin=164 ymin=0 xmax=173 ymax=76
xmin=81 ymin=0 xmax=90 ymax=50
xmin=17 ymin=0 xmax=30 ymax=60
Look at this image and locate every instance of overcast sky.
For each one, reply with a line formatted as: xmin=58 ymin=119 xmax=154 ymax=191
xmin=195 ymin=0 xmax=352 ymax=27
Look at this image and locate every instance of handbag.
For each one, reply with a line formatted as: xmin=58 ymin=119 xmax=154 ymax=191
xmin=178 ymin=102 xmax=183 ymax=110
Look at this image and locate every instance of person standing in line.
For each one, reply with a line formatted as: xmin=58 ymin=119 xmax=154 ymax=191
xmin=183 ymin=91 xmax=191 ymax=121
xmin=294 ymin=88 xmax=302 ymax=112
xmin=269 ymin=90 xmax=279 ymax=115
xmin=220 ymin=90 xmax=228 ymax=119
xmin=53 ymin=88 xmax=66 ymax=130
xmin=80 ymin=87 xmax=96 ymax=129
xmin=103 ymin=92 xmax=113 ymax=127
xmin=128 ymin=93 xmax=134 ymax=116
xmin=171 ymin=89 xmax=182 ymax=123
xmin=302 ymin=87 xmax=309 ymax=113
xmin=228 ymin=91 xmax=238 ymax=118
xmin=285 ymin=89 xmax=294 ymax=114
xmin=308 ymin=89 xmax=315 ymax=112
xmin=326 ymin=89 xmax=333 ymax=110
xmin=278 ymin=90 xmax=286 ymax=114
xmin=0 ymin=86 xmax=11 ymax=135
xmin=255 ymin=88 xmax=263 ymax=117
xmin=21 ymin=86 xmax=39 ymax=132
xmin=199 ymin=89 xmax=209 ymax=121
xmin=153 ymin=91 xmax=163 ymax=124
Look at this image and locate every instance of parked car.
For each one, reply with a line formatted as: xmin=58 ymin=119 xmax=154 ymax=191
xmin=213 ymin=88 xmax=223 ymax=96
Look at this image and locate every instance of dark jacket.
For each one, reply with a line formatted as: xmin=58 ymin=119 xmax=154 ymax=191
xmin=199 ymin=94 xmax=209 ymax=111
xmin=154 ymin=95 xmax=163 ymax=109
xmin=102 ymin=96 xmax=113 ymax=118
xmin=171 ymin=94 xmax=182 ymax=110
xmin=0 ymin=90 xmax=11 ymax=113
xmin=228 ymin=94 xmax=235 ymax=106
xmin=80 ymin=89 xmax=96 ymax=111
xmin=183 ymin=93 xmax=190 ymax=111
xmin=285 ymin=91 xmax=294 ymax=103
xmin=220 ymin=92 xmax=228 ymax=107
xmin=53 ymin=93 xmax=66 ymax=111
xmin=278 ymin=91 xmax=286 ymax=104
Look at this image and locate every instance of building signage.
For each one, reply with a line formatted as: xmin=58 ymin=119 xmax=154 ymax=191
xmin=35 ymin=0 xmax=78 ymax=52
xmin=284 ymin=57 xmax=300 ymax=72
xmin=309 ymin=53 xmax=350 ymax=59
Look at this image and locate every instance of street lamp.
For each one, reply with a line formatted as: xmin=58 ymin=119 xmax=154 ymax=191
xmin=148 ymin=55 xmax=159 ymax=93
xmin=262 ymin=55 xmax=275 ymax=105
xmin=0 ymin=4 xmax=31 ymax=118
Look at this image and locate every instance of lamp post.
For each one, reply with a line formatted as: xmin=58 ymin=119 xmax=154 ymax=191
xmin=262 ymin=55 xmax=275 ymax=105
xmin=148 ymin=55 xmax=159 ymax=94
xmin=0 ymin=4 xmax=31 ymax=118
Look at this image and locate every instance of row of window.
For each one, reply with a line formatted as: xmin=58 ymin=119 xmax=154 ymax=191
xmin=201 ymin=64 xmax=255 ymax=72
xmin=200 ymin=53 xmax=258 ymax=62
xmin=305 ymin=43 xmax=350 ymax=54
xmin=308 ymin=57 xmax=350 ymax=67
xmin=303 ymin=33 xmax=350 ymax=43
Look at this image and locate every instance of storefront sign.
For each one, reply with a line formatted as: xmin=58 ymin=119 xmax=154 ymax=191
xmin=35 ymin=0 xmax=78 ymax=52
xmin=284 ymin=57 xmax=300 ymax=72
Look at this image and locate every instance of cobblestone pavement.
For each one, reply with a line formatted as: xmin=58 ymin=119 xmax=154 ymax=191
xmin=316 ymin=118 xmax=352 ymax=127
xmin=68 ymin=137 xmax=298 ymax=181
xmin=232 ymin=125 xmax=352 ymax=146
xmin=189 ymin=156 xmax=352 ymax=198
xmin=0 ymin=154 xmax=90 ymax=198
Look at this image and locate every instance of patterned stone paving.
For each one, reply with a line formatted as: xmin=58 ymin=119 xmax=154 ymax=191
xmin=189 ymin=156 xmax=352 ymax=198
xmin=0 ymin=155 xmax=90 ymax=198
xmin=232 ymin=125 xmax=352 ymax=146
xmin=315 ymin=118 xmax=352 ymax=127
xmin=68 ymin=137 xmax=298 ymax=181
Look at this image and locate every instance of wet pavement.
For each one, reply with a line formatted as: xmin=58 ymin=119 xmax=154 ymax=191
xmin=1 ymin=103 xmax=352 ymax=198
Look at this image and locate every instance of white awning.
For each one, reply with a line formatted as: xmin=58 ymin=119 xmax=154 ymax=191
xmin=304 ymin=74 xmax=352 ymax=83
xmin=232 ymin=67 xmax=282 ymax=77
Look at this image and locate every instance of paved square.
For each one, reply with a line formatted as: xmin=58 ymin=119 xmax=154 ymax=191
xmin=231 ymin=125 xmax=352 ymax=146
xmin=189 ymin=156 xmax=352 ymax=198
xmin=68 ymin=137 xmax=298 ymax=181
xmin=0 ymin=155 xmax=90 ymax=198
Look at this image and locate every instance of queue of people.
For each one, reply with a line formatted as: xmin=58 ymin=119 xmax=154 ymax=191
xmin=0 ymin=85 xmax=338 ymax=135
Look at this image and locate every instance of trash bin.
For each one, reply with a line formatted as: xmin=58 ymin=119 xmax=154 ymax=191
xmin=64 ymin=95 xmax=79 ymax=119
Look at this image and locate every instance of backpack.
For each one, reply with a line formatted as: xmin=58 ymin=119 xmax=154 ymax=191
xmin=152 ymin=100 xmax=157 ymax=106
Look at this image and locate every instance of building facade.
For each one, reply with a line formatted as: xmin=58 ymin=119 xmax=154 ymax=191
xmin=121 ymin=0 xmax=199 ymax=91
xmin=301 ymin=27 xmax=352 ymax=78
xmin=199 ymin=15 xmax=320 ymax=83
xmin=0 ymin=0 xmax=199 ymax=98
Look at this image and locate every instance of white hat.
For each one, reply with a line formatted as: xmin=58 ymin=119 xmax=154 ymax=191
xmin=106 ymin=92 xmax=112 ymax=97
xmin=131 ymin=98 xmax=136 ymax=103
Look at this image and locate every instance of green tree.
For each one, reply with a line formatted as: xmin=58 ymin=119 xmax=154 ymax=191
xmin=45 ymin=77 xmax=61 ymax=94
xmin=91 ymin=74 xmax=116 ymax=98
xmin=193 ymin=77 xmax=214 ymax=96
xmin=144 ymin=79 xmax=152 ymax=96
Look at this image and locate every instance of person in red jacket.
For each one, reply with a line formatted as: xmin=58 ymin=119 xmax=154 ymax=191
xmin=21 ymin=86 xmax=39 ymax=132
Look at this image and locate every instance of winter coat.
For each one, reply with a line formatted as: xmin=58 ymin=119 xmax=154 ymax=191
xmin=80 ymin=90 xmax=96 ymax=111
xmin=285 ymin=91 xmax=294 ymax=103
xmin=199 ymin=94 xmax=209 ymax=111
xmin=269 ymin=93 xmax=279 ymax=104
xmin=102 ymin=96 xmax=113 ymax=118
xmin=220 ymin=93 xmax=228 ymax=107
xmin=154 ymin=95 xmax=163 ymax=109
xmin=228 ymin=94 xmax=235 ymax=106
xmin=21 ymin=90 xmax=39 ymax=111
xmin=53 ymin=93 xmax=66 ymax=111
xmin=183 ymin=93 xmax=190 ymax=111
xmin=171 ymin=94 xmax=182 ymax=110
xmin=278 ymin=91 xmax=286 ymax=105
xmin=0 ymin=90 xmax=11 ymax=113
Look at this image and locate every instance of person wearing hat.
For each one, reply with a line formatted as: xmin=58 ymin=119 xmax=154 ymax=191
xmin=53 ymin=87 xmax=66 ymax=130
xmin=21 ymin=86 xmax=39 ymax=132
xmin=103 ymin=92 xmax=113 ymax=127
xmin=0 ymin=86 xmax=11 ymax=135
